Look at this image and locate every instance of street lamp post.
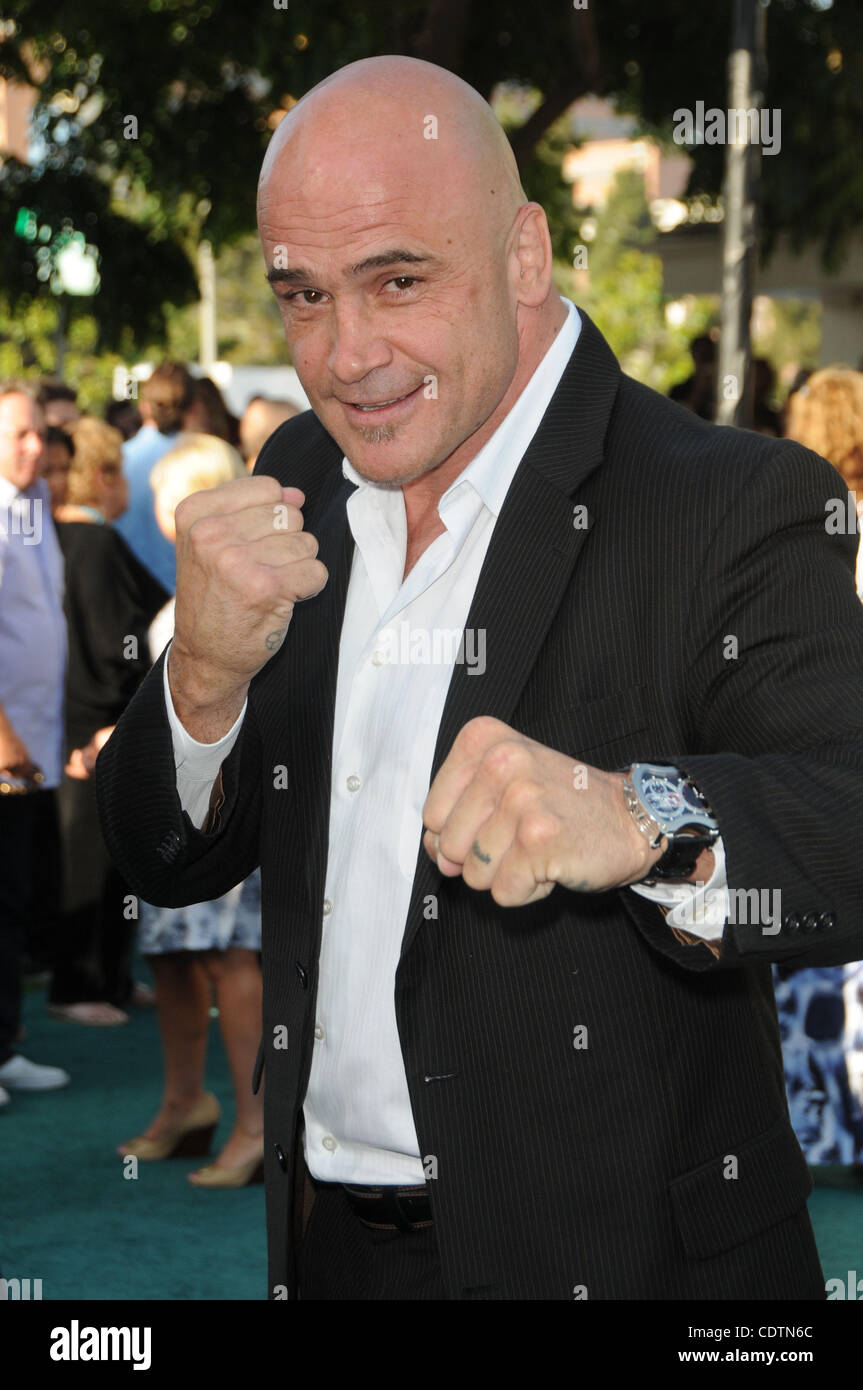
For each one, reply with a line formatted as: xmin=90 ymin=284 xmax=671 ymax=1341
xmin=197 ymin=240 xmax=217 ymax=372
xmin=716 ymin=0 xmax=767 ymax=428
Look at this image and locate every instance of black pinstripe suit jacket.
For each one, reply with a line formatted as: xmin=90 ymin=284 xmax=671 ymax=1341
xmin=97 ymin=310 xmax=863 ymax=1300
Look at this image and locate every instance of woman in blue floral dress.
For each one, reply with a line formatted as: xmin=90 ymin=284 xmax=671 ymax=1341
xmin=116 ymin=435 xmax=265 ymax=1187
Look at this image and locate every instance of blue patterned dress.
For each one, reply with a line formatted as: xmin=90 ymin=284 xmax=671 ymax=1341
xmin=774 ymin=962 xmax=863 ymax=1163
xmin=138 ymin=869 xmax=262 ymax=954
xmin=138 ymin=600 xmax=262 ymax=955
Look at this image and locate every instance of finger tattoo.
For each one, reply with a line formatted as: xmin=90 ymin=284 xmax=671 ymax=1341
xmin=472 ymin=840 xmax=492 ymax=864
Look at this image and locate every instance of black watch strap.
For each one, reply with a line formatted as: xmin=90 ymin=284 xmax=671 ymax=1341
xmin=642 ymin=831 xmax=716 ymax=883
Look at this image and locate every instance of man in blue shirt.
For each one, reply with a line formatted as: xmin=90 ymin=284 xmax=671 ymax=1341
xmin=114 ymin=362 xmax=194 ymax=594
xmin=0 ymin=383 xmax=70 ymax=1103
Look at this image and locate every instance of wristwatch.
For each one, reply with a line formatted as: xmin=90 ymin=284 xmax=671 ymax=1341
xmin=621 ymin=763 xmax=719 ymax=883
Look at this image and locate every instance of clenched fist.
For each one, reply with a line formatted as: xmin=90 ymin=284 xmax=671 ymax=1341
xmin=422 ymin=716 xmax=664 ymax=907
xmin=168 ymin=475 xmax=328 ymax=741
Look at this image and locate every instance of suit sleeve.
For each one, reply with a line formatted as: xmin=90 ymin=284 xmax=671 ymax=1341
xmin=621 ymin=441 xmax=863 ymax=972
xmin=95 ymin=647 xmax=262 ymax=907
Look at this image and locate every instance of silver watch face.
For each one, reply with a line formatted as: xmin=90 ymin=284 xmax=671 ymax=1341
xmin=632 ymin=764 xmax=717 ymax=835
xmin=641 ymin=774 xmax=684 ymax=819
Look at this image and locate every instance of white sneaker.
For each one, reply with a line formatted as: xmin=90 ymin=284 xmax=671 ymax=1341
xmin=0 ymin=1055 xmax=70 ymax=1091
xmin=0 ymin=1086 xmax=9 ymax=1107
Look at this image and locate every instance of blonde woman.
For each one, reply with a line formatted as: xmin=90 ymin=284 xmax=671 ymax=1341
xmin=786 ymin=366 xmax=863 ymax=597
xmin=118 ymin=434 xmax=266 ymax=1187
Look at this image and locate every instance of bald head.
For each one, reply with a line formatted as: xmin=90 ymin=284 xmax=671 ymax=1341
xmin=259 ymin=57 xmax=525 ymax=248
xmin=257 ymin=56 xmax=564 ymax=492
xmin=240 ymin=396 xmax=302 ymax=470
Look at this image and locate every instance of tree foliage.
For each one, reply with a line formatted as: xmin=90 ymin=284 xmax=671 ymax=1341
xmin=0 ymin=0 xmax=860 ymax=352
xmin=555 ymin=170 xmax=716 ymax=395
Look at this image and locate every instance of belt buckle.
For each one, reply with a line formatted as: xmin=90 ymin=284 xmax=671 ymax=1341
xmin=385 ymin=1188 xmax=420 ymax=1234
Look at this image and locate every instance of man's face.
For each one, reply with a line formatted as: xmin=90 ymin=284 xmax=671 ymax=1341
xmin=96 ymin=457 xmax=128 ymax=522
xmin=44 ymin=398 xmax=80 ymax=429
xmin=0 ymin=394 xmax=46 ymax=491
xmin=259 ymin=163 xmax=519 ymax=487
xmin=42 ymin=440 xmax=72 ymax=509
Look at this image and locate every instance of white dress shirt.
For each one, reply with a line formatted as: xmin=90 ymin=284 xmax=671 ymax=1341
xmin=165 ymin=298 xmax=729 ymax=1183
xmin=0 ymin=476 xmax=66 ymax=788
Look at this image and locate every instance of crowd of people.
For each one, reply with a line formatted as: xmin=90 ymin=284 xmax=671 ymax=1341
xmin=0 ymin=363 xmax=299 ymax=1187
xmin=0 ymin=342 xmax=861 ymax=1193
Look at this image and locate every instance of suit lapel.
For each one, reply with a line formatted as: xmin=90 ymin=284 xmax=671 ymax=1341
xmin=258 ymin=452 xmax=356 ymax=912
xmin=400 ymin=309 xmax=622 ymax=958
xmin=296 ymin=479 xmax=355 ymax=909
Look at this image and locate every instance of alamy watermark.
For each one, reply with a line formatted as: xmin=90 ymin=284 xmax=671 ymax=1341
xmin=0 ymin=496 xmax=42 ymax=544
xmin=668 ymin=886 xmax=781 ymax=935
xmin=375 ymin=623 xmax=486 ymax=675
xmin=0 ymin=1276 xmax=42 ymax=1299
xmin=825 ymin=492 xmax=861 ymax=534
xmin=672 ymin=102 xmax=781 ymax=156
xmin=49 ymin=1321 xmax=151 ymax=1370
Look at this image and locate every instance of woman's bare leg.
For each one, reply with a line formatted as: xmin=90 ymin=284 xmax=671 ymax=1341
xmin=203 ymin=947 xmax=264 ymax=1167
xmin=121 ymin=952 xmax=212 ymax=1146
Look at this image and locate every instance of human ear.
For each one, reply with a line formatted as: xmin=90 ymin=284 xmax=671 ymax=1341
xmin=510 ymin=203 xmax=554 ymax=308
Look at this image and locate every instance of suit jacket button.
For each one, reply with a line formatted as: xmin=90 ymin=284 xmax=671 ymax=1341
xmin=801 ymin=912 xmax=819 ymax=933
xmin=819 ymin=912 xmax=836 ymax=930
xmin=295 ymin=961 xmax=309 ymax=990
xmin=274 ymin=1143 xmax=288 ymax=1172
xmin=782 ymin=912 xmax=802 ymax=934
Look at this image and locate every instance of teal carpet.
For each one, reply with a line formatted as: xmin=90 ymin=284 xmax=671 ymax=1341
xmin=2 ymin=977 xmax=861 ymax=1300
xmin=809 ymin=1167 xmax=863 ymax=1291
xmin=2 ymin=974 xmax=264 ymax=1300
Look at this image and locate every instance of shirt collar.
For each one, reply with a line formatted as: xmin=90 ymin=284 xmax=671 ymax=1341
xmin=341 ymin=297 xmax=580 ymax=519
xmin=0 ymin=476 xmax=50 ymax=508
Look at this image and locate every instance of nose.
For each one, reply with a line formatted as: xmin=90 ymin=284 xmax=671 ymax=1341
xmin=325 ymin=301 xmax=392 ymax=386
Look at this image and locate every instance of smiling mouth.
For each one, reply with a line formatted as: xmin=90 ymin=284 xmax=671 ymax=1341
xmin=344 ymin=386 xmax=419 ymax=412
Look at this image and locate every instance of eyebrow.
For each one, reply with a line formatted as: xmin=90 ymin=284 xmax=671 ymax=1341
xmin=266 ymin=248 xmax=436 ymax=288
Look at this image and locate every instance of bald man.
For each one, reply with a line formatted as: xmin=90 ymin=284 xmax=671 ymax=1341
xmin=239 ymin=397 xmax=302 ymax=472
xmin=98 ymin=57 xmax=863 ymax=1301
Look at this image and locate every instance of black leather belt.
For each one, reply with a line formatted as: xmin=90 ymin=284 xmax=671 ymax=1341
xmin=339 ymin=1182 xmax=433 ymax=1232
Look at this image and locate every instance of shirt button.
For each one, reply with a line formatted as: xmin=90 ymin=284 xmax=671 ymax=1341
xmin=322 ymin=1135 xmax=337 ymax=1152
xmin=346 ymin=774 xmax=361 ymax=793
xmin=323 ymin=899 xmax=333 ymax=917
xmin=314 ymin=1023 xmax=325 ymax=1041
xmin=371 ymin=650 xmax=386 ymax=667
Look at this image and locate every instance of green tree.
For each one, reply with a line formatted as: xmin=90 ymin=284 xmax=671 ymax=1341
xmin=2 ymin=0 xmax=862 ymax=350
xmin=555 ymin=170 xmax=716 ymax=393
xmin=2 ymin=0 xmax=859 ymax=383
